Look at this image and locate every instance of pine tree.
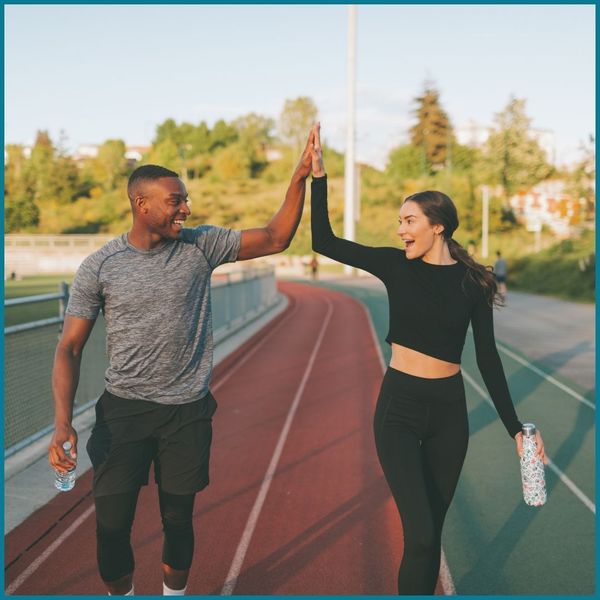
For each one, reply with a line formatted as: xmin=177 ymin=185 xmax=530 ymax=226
xmin=409 ymin=82 xmax=454 ymax=174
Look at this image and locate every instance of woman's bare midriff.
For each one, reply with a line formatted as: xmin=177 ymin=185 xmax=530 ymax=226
xmin=390 ymin=343 xmax=461 ymax=378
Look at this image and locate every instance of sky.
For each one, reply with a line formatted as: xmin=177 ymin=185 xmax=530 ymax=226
xmin=4 ymin=4 xmax=596 ymax=169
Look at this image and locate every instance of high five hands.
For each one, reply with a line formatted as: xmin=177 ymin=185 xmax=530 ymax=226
xmin=297 ymin=123 xmax=326 ymax=179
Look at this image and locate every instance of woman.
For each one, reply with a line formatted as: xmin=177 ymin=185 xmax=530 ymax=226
xmin=308 ymin=125 xmax=547 ymax=595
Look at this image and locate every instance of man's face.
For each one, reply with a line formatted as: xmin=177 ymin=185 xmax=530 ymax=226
xmin=137 ymin=177 xmax=191 ymax=239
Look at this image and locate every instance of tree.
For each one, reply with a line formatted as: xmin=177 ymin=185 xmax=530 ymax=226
xmin=565 ymin=134 xmax=595 ymax=221
xmin=92 ymin=139 xmax=128 ymax=191
xmin=210 ymin=119 xmax=238 ymax=152
xmin=482 ymin=97 xmax=553 ymax=199
xmin=146 ymin=139 xmax=180 ymax=172
xmin=153 ymin=118 xmax=180 ymax=146
xmin=386 ymin=144 xmax=424 ymax=183
xmin=28 ymin=130 xmax=80 ymax=205
xmin=278 ymin=96 xmax=318 ymax=156
xmin=4 ymin=144 xmax=40 ymax=231
xmin=233 ymin=113 xmax=275 ymax=177
xmin=189 ymin=121 xmax=212 ymax=157
xmin=409 ymin=82 xmax=454 ymax=174
xmin=212 ymin=143 xmax=251 ymax=180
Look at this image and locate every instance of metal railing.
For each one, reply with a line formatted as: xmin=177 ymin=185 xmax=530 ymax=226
xmin=4 ymin=267 xmax=280 ymax=456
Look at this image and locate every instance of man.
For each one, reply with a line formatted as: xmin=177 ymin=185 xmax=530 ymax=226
xmin=48 ymin=124 xmax=320 ymax=596
xmin=494 ymin=250 xmax=508 ymax=295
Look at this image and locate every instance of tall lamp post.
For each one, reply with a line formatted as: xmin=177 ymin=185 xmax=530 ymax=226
xmin=344 ymin=5 xmax=357 ymax=276
xmin=481 ymin=185 xmax=489 ymax=259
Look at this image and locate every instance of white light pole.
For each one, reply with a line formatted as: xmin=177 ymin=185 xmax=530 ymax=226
xmin=344 ymin=5 xmax=357 ymax=276
xmin=481 ymin=185 xmax=489 ymax=259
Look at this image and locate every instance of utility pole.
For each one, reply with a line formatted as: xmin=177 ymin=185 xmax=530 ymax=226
xmin=344 ymin=5 xmax=357 ymax=276
xmin=481 ymin=185 xmax=489 ymax=259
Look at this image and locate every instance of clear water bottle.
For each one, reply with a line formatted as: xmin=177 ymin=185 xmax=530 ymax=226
xmin=520 ymin=423 xmax=546 ymax=506
xmin=54 ymin=441 xmax=76 ymax=492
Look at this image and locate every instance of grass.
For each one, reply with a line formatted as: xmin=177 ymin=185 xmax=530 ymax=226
xmin=4 ymin=274 xmax=74 ymax=327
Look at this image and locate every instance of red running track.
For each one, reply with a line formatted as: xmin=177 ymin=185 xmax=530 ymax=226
xmin=5 ymin=281 xmax=446 ymax=595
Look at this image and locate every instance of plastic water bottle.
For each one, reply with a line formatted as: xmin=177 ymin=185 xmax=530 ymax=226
xmin=54 ymin=441 xmax=76 ymax=492
xmin=520 ymin=423 xmax=546 ymax=506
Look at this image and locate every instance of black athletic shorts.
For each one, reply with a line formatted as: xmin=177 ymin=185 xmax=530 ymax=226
xmin=86 ymin=389 xmax=217 ymax=498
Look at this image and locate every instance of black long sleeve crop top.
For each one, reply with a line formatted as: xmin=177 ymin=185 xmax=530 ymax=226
xmin=311 ymin=175 xmax=522 ymax=438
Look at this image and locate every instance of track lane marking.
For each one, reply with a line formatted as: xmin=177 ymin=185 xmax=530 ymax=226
xmin=359 ymin=301 xmax=457 ymax=596
xmin=5 ymin=504 xmax=95 ymax=595
xmin=496 ymin=341 xmax=594 ymax=409
xmin=221 ymin=297 xmax=334 ymax=595
xmin=461 ymin=369 xmax=595 ymax=515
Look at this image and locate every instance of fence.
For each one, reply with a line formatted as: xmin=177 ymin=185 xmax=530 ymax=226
xmin=4 ymin=267 xmax=279 ymax=456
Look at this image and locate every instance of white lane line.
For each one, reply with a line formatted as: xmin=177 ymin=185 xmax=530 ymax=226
xmin=496 ymin=341 xmax=594 ymax=409
xmin=6 ymin=299 xmax=298 ymax=594
xmin=6 ymin=504 xmax=95 ymax=595
xmin=461 ymin=368 xmax=596 ymax=515
xmin=359 ymin=301 xmax=457 ymax=596
xmin=221 ymin=298 xmax=334 ymax=596
xmin=213 ymin=299 xmax=298 ymax=392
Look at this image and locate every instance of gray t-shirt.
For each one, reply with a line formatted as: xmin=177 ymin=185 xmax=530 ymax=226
xmin=66 ymin=226 xmax=241 ymax=405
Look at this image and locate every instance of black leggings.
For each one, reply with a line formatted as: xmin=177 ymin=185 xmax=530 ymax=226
xmin=374 ymin=367 xmax=469 ymax=595
xmin=94 ymin=488 xmax=196 ymax=582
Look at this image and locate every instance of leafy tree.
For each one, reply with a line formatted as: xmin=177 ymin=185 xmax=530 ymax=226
xmin=279 ymin=96 xmax=318 ymax=155
xmin=210 ymin=119 xmax=238 ymax=152
xmin=212 ymin=142 xmax=251 ymax=180
xmin=5 ymin=145 xmax=40 ymax=231
xmin=565 ymin=134 xmax=595 ymax=221
xmin=233 ymin=113 xmax=275 ymax=177
xmin=28 ymin=130 xmax=80 ymax=205
xmin=153 ymin=118 xmax=180 ymax=146
xmin=5 ymin=196 xmax=41 ymax=231
xmin=482 ymin=97 xmax=554 ymax=199
xmin=92 ymin=139 xmax=128 ymax=191
xmin=190 ymin=121 xmax=212 ymax=156
xmin=409 ymin=82 xmax=454 ymax=173
xmin=146 ymin=139 xmax=180 ymax=172
xmin=386 ymin=144 xmax=424 ymax=183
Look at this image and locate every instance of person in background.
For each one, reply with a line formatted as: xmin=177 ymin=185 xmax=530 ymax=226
xmin=494 ymin=250 xmax=508 ymax=295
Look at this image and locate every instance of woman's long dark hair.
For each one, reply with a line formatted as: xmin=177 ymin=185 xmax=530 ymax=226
xmin=403 ymin=190 xmax=503 ymax=307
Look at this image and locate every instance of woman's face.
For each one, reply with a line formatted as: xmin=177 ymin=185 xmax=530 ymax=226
xmin=397 ymin=200 xmax=443 ymax=259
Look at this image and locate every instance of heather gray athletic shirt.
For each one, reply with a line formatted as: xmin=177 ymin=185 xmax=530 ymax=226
xmin=66 ymin=226 xmax=241 ymax=405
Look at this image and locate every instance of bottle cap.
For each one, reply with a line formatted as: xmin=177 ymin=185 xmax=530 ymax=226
xmin=522 ymin=423 xmax=536 ymax=437
xmin=62 ymin=441 xmax=72 ymax=451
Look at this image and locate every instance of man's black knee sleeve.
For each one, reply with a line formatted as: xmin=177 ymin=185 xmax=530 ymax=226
xmin=96 ymin=526 xmax=135 ymax=582
xmin=162 ymin=519 xmax=194 ymax=570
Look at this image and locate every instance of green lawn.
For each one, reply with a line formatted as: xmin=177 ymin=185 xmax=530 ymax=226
xmin=4 ymin=274 xmax=74 ymax=327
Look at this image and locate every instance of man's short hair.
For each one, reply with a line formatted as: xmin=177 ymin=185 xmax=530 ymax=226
xmin=127 ymin=164 xmax=179 ymax=200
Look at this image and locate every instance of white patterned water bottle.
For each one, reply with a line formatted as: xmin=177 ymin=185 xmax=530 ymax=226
xmin=54 ymin=441 xmax=76 ymax=492
xmin=520 ymin=423 xmax=546 ymax=506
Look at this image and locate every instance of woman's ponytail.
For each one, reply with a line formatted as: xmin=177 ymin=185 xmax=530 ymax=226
xmin=447 ymin=238 xmax=504 ymax=308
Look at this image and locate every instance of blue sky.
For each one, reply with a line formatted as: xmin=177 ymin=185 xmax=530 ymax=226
xmin=5 ymin=4 xmax=595 ymax=169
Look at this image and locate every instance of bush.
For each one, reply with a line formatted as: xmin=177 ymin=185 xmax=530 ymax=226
xmin=508 ymin=232 xmax=595 ymax=302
